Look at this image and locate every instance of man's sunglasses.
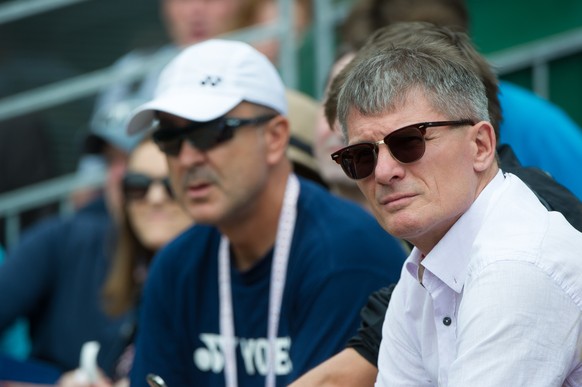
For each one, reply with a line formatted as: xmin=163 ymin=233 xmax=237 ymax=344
xmin=152 ymin=115 xmax=276 ymax=156
xmin=331 ymin=120 xmax=474 ymax=180
xmin=122 ymin=172 xmax=174 ymax=201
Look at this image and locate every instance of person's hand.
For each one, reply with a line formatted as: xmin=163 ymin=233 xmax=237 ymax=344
xmin=112 ymin=377 xmax=129 ymax=387
xmin=56 ymin=368 xmax=113 ymax=387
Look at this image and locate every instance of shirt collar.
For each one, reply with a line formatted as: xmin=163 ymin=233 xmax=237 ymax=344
xmin=405 ymin=248 xmax=424 ymax=283
xmin=406 ymin=170 xmax=505 ymax=293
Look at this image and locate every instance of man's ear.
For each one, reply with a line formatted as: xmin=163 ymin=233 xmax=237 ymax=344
xmin=472 ymin=121 xmax=497 ymax=172
xmin=264 ymin=115 xmax=290 ymax=165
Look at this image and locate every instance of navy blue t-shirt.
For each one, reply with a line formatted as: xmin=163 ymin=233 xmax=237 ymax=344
xmin=130 ymin=178 xmax=406 ymax=386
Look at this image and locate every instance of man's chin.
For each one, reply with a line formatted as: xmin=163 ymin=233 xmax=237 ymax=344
xmin=378 ymin=211 xmax=421 ymax=239
xmin=183 ymin=204 xmax=221 ymax=225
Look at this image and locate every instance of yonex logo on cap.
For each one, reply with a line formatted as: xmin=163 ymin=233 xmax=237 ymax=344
xmin=126 ymin=40 xmax=288 ymax=134
xmin=200 ymin=76 xmax=222 ymax=87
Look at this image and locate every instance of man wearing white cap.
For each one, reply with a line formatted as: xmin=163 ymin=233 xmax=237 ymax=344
xmin=127 ymin=39 xmax=406 ymax=386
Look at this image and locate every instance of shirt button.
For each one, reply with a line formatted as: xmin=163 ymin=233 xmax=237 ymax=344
xmin=443 ymin=317 xmax=452 ymax=326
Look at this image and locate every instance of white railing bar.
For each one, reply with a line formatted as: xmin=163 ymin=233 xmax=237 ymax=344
xmin=0 ymin=24 xmax=285 ymax=123
xmin=532 ymin=60 xmax=550 ymax=99
xmin=0 ymin=48 xmax=176 ymax=122
xmin=0 ymin=170 xmax=105 ymax=216
xmin=487 ymin=26 xmax=582 ymax=75
xmin=276 ymin=0 xmax=297 ymax=89
xmin=313 ymin=0 xmax=336 ymax=100
xmin=312 ymin=0 xmax=351 ymax=100
xmin=0 ymin=0 xmax=91 ymax=25
xmin=1 ymin=170 xmax=106 ymax=247
xmin=5 ymin=214 xmax=21 ymax=250
xmin=2 ymin=11 xmax=580 ymax=123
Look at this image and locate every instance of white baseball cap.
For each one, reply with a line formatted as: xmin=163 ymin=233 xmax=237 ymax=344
xmin=127 ymin=39 xmax=288 ymax=134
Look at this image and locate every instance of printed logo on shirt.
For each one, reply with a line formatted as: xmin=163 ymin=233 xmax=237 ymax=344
xmin=193 ymin=333 xmax=293 ymax=376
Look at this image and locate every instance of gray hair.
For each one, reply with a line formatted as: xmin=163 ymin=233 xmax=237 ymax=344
xmin=337 ymin=46 xmax=489 ymax=140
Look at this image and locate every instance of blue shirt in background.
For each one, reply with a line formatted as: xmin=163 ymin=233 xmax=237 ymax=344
xmin=0 ymin=245 xmax=30 ymax=360
xmin=499 ymin=81 xmax=582 ymax=199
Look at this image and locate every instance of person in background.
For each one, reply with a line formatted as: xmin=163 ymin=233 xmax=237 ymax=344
xmin=285 ymin=89 xmax=327 ymax=188
xmin=72 ymin=97 xmax=147 ymax=213
xmin=92 ymin=0 xmax=247 ymax=129
xmin=338 ymin=0 xmax=582 ymax=200
xmin=126 ymin=39 xmax=406 ymax=386
xmin=0 ymin=114 xmax=140 ymax=383
xmin=235 ymin=0 xmax=312 ymax=64
xmin=57 ymin=138 xmax=193 ymax=387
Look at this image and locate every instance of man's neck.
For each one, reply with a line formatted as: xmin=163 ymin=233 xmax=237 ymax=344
xmin=220 ymin=168 xmax=292 ymax=272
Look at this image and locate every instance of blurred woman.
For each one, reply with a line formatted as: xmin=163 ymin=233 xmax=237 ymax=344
xmin=57 ymin=138 xmax=193 ymax=387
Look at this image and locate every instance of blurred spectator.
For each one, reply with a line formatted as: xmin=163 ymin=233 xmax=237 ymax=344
xmin=56 ymin=139 xmax=193 ymax=387
xmin=162 ymin=0 xmax=244 ymax=46
xmin=236 ymin=0 xmax=312 ymax=64
xmin=89 ymin=0 xmax=246 ymax=134
xmin=0 ymin=112 xmax=141 ymax=382
xmin=285 ymin=89 xmax=327 ymax=187
xmin=72 ymin=97 xmax=146 ymax=211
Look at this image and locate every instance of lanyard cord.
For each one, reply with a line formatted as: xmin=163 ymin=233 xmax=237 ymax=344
xmin=219 ymin=174 xmax=300 ymax=387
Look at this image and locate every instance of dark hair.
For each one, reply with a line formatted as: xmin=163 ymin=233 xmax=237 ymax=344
xmin=101 ymin=139 xmax=155 ymax=316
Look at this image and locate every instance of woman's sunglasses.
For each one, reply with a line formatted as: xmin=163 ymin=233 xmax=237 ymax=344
xmin=122 ymin=172 xmax=174 ymax=201
xmin=331 ymin=120 xmax=474 ymax=180
xmin=152 ymin=115 xmax=276 ymax=156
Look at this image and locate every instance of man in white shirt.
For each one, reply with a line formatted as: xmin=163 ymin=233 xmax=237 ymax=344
xmin=330 ymin=23 xmax=582 ymax=386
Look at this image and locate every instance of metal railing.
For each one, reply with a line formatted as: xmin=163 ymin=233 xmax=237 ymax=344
xmin=487 ymin=26 xmax=582 ymax=99
xmin=0 ymin=0 xmax=91 ymax=25
xmin=0 ymin=171 xmax=106 ymax=248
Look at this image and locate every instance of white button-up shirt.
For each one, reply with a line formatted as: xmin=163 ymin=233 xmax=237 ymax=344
xmin=376 ymin=171 xmax=582 ymax=386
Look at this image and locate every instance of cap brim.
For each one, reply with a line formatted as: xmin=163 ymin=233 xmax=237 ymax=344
xmin=127 ymin=92 xmax=242 ymax=134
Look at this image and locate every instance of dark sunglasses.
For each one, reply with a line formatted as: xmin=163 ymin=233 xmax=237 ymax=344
xmin=122 ymin=172 xmax=174 ymax=201
xmin=152 ymin=114 xmax=276 ymax=156
xmin=331 ymin=120 xmax=474 ymax=180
